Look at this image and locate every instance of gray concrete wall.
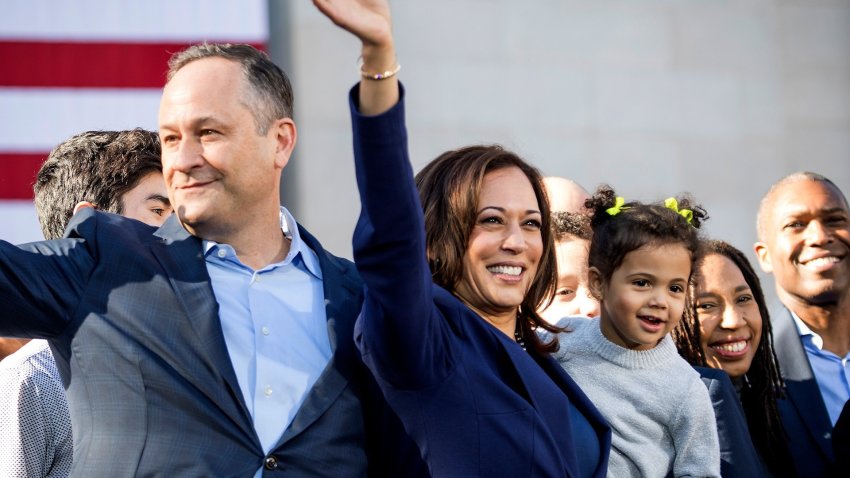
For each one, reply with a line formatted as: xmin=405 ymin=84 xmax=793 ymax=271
xmin=277 ymin=0 xmax=850 ymax=276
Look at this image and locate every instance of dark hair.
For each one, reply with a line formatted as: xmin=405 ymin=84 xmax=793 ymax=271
xmin=167 ymin=43 xmax=293 ymax=134
xmin=415 ymin=145 xmax=560 ymax=353
xmin=585 ymin=185 xmax=706 ymax=283
xmin=552 ymin=211 xmax=592 ymax=241
xmin=34 ymin=129 xmax=162 ymax=240
xmin=672 ymin=240 xmax=792 ymax=475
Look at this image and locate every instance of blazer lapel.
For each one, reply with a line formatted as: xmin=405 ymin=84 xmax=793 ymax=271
xmin=277 ymin=225 xmax=363 ymax=445
xmin=772 ymin=306 xmax=834 ymax=458
xmin=150 ymin=216 xmax=256 ymax=439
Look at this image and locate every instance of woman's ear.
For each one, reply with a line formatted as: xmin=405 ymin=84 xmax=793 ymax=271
xmin=73 ymin=201 xmax=97 ymax=215
xmin=588 ymin=266 xmax=604 ymax=302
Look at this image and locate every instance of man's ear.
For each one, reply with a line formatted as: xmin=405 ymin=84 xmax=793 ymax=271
xmin=753 ymin=242 xmax=773 ymax=274
xmin=588 ymin=266 xmax=605 ymax=302
xmin=73 ymin=201 xmax=97 ymax=215
xmin=272 ymin=118 xmax=297 ymax=170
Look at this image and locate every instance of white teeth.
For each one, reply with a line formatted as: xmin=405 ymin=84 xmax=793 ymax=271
xmin=488 ymin=265 xmax=522 ymax=276
xmin=712 ymin=340 xmax=747 ymax=353
xmin=804 ymin=257 xmax=840 ymax=267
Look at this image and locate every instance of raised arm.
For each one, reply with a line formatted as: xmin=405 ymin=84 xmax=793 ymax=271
xmin=312 ymin=0 xmax=399 ymax=114
xmin=315 ymin=0 xmax=457 ymax=389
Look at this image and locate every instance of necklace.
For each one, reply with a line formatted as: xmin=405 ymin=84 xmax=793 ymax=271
xmin=514 ymin=319 xmax=526 ymax=351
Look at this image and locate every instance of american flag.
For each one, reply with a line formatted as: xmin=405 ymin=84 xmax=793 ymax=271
xmin=0 ymin=0 xmax=268 ymax=243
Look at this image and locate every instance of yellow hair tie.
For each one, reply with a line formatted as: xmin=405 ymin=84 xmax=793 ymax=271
xmin=664 ymin=197 xmax=693 ymax=224
xmin=606 ymin=196 xmax=628 ymax=216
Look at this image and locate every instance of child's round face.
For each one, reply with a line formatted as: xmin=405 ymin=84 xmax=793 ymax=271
xmin=592 ymin=243 xmax=691 ymax=351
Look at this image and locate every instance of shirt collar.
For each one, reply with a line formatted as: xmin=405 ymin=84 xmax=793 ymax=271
xmin=201 ymin=207 xmax=323 ymax=279
xmin=791 ymin=310 xmax=825 ymax=350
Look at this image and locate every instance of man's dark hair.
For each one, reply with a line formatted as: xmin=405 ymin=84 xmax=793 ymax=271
xmin=552 ymin=211 xmax=592 ymax=242
xmin=167 ymin=43 xmax=294 ymax=134
xmin=34 ymin=129 xmax=162 ymax=240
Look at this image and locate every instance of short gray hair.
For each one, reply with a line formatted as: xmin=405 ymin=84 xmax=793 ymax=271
xmin=167 ymin=43 xmax=293 ymax=134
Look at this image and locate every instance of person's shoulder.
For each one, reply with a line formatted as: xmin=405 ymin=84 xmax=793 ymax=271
xmin=65 ymin=208 xmax=158 ymax=243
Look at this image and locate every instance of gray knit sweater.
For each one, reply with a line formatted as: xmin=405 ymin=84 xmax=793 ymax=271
xmin=551 ymin=318 xmax=720 ymax=478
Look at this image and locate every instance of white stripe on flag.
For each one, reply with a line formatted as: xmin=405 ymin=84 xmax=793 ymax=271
xmin=0 ymin=201 xmax=42 ymax=244
xmin=0 ymin=88 xmax=161 ymax=152
xmin=0 ymin=0 xmax=268 ymax=42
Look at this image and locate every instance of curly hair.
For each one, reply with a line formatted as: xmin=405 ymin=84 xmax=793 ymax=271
xmin=415 ymin=145 xmax=561 ymax=353
xmin=552 ymin=211 xmax=592 ymax=242
xmin=584 ymin=185 xmax=707 ymax=283
xmin=34 ymin=129 xmax=162 ymax=240
xmin=672 ymin=240 xmax=792 ymax=476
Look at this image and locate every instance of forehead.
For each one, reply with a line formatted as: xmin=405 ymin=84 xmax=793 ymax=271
xmin=620 ymin=243 xmax=691 ymax=277
xmin=698 ymin=254 xmax=746 ymax=287
xmin=159 ymin=58 xmax=248 ymax=122
xmin=768 ymin=180 xmax=849 ymax=221
xmin=478 ymin=167 xmax=539 ymax=207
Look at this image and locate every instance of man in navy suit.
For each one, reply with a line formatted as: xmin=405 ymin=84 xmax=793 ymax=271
xmin=0 ymin=35 xmax=417 ymax=477
xmin=754 ymin=172 xmax=850 ymax=477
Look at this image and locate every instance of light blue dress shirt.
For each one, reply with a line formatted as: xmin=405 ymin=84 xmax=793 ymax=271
xmin=204 ymin=207 xmax=331 ymax=461
xmin=792 ymin=313 xmax=850 ymax=425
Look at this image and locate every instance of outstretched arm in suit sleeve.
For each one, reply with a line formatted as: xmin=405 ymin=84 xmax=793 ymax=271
xmin=0 ymin=212 xmax=95 ymax=338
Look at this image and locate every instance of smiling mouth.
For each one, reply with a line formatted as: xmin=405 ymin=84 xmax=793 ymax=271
xmin=638 ymin=315 xmax=665 ymax=331
xmin=487 ymin=265 xmax=524 ymax=282
xmin=709 ymin=339 xmax=750 ymax=358
xmin=801 ymin=256 xmax=841 ymax=266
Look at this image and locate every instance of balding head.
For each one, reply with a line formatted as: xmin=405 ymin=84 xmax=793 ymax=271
xmin=543 ymin=177 xmax=590 ymax=214
xmin=757 ymin=172 xmax=848 ymax=241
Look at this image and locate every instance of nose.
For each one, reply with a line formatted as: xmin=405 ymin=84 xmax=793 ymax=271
xmin=576 ymin=287 xmax=600 ymax=318
xmin=501 ymin=222 xmax=529 ymax=254
xmin=165 ymin=137 xmax=204 ymax=173
xmin=803 ymin=220 xmax=832 ymax=246
xmin=719 ymin=304 xmax=746 ymax=330
xmin=647 ymin=289 xmax=668 ymax=310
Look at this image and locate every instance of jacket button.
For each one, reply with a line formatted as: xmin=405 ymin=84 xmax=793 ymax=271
xmin=264 ymin=456 xmax=278 ymax=470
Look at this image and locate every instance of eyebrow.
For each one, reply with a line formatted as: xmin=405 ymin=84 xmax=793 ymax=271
xmin=159 ymin=115 xmax=224 ymax=132
xmin=734 ymin=285 xmax=751 ymax=293
xmin=147 ymin=194 xmax=171 ymax=205
xmin=478 ymin=206 xmax=541 ymax=215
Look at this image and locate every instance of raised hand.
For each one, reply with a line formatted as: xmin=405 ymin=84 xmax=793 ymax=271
xmin=312 ymin=0 xmax=393 ymax=49
xmin=313 ymin=0 xmax=399 ymax=115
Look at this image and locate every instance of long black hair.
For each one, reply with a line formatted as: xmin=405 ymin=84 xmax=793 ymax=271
xmin=673 ymin=239 xmax=792 ymax=476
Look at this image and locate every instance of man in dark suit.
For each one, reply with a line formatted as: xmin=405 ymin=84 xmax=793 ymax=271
xmin=754 ymin=172 xmax=850 ymax=477
xmin=0 ymin=38 xmax=416 ymax=476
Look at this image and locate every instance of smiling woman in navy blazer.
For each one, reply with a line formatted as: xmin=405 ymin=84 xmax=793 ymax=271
xmin=315 ymin=1 xmax=611 ymax=476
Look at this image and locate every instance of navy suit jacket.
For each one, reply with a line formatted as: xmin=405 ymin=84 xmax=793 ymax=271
xmin=349 ymin=85 xmax=611 ymax=477
xmin=832 ymin=400 xmax=850 ymax=476
xmin=0 ymin=210 xmax=413 ymax=477
xmin=694 ymin=367 xmax=769 ymax=477
xmin=772 ymin=305 xmax=835 ymax=477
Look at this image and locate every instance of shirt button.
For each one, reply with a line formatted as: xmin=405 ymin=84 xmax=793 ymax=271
xmin=217 ymin=249 xmax=226 ymax=258
xmin=264 ymin=456 xmax=278 ymax=470
xmin=264 ymin=386 xmax=273 ymax=397
xmin=262 ymin=326 xmax=270 ymax=336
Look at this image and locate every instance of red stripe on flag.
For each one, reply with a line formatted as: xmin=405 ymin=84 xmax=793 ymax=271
xmin=0 ymin=153 xmax=47 ymax=199
xmin=0 ymin=40 xmax=265 ymax=88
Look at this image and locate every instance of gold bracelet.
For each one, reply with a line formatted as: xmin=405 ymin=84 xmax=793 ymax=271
xmin=360 ymin=63 xmax=401 ymax=80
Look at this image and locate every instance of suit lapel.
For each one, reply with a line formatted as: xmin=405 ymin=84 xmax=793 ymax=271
xmin=150 ymin=216 xmax=256 ymax=440
xmin=277 ymin=225 xmax=363 ymax=445
xmin=772 ymin=306 xmax=834 ymax=457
